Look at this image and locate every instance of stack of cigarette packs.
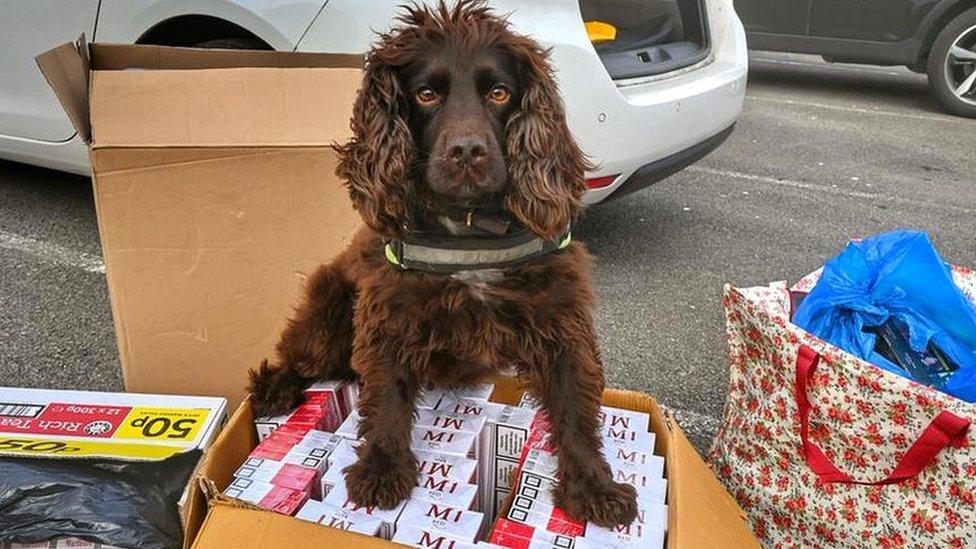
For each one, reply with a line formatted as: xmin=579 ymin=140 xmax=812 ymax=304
xmin=224 ymin=381 xmax=353 ymax=515
xmin=488 ymin=404 xmax=667 ymax=549
xmin=234 ymin=381 xmax=663 ymax=548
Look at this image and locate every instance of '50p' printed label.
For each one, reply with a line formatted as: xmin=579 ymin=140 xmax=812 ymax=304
xmin=0 ymin=403 xmax=208 ymax=443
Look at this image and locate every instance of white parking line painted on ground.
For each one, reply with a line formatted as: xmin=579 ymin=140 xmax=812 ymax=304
xmin=750 ymin=57 xmax=907 ymax=77
xmin=0 ymin=229 xmax=105 ymax=273
xmin=746 ymin=95 xmax=963 ymax=124
xmin=687 ymin=165 xmax=976 ymax=215
xmin=688 ymin=165 xmax=878 ymax=199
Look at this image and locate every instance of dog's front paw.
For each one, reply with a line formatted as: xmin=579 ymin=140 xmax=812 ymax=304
xmin=248 ymin=359 xmax=307 ymax=417
xmin=343 ymin=446 xmax=417 ymax=509
xmin=554 ymin=472 xmax=639 ymax=527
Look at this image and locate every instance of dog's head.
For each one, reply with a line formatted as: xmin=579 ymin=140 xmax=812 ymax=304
xmin=336 ymin=0 xmax=591 ymax=240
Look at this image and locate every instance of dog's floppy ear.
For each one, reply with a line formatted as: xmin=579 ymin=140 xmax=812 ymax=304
xmin=335 ymin=52 xmax=413 ymax=238
xmin=503 ymin=38 xmax=592 ymax=240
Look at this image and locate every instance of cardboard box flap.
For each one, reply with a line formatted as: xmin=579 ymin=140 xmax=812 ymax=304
xmin=89 ymin=65 xmax=362 ymax=147
xmin=89 ymin=43 xmax=363 ymax=71
xmin=35 ymin=34 xmax=91 ymax=143
xmin=193 ymin=505 xmax=393 ymax=548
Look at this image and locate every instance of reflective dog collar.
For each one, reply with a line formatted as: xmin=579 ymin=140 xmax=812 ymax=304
xmin=384 ymin=227 xmax=572 ymax=273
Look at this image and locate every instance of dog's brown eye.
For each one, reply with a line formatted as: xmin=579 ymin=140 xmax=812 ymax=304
xmin=415 ymin=86 xmax=439 ymax=105
xmin=488 ymin=85 xmax=511 ymax=104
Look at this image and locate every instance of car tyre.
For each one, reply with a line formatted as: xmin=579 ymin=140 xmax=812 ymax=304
xmin=927 ymin=7 xmax=976 ymax=118
xmin=193 ymin=37 xmax=268 ymax=50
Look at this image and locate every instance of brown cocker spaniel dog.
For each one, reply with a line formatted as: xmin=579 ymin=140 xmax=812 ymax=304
xmin=249 ymin=0 xmax=638 ymax=527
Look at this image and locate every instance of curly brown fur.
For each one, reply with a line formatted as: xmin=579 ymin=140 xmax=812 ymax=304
xmin=249 ymin=0 xmax=636 ymax=527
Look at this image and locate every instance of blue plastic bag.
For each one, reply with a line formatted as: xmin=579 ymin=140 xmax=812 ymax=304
xmin=793 ymin=230 xmax=976 ymax=402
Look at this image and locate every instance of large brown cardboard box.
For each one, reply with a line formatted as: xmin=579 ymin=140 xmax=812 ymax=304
xmin=193 ymin=376 xmax=759 ymax=549
xmin=36 ymin=37 xmax=363 ymax=413
xmin=36 ymin=37 xmax=363 ymax=545
xmin=37 ymin=40 xmax=758 ymax=548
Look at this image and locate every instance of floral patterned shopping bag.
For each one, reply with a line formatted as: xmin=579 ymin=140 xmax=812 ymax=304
xmin=709 ymin=267 xmax=976 ymax=548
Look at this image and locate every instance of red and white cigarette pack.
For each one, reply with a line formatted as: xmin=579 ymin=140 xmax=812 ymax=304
xmin=391 ymin=526 xmax=481 ymax=549
xmin=415 ymin=449 xmax=479 ymax=482
xmin=234 ymin=457 xmax=320 ymax=497
xmin=295 ymin=499 xmax=383 ymax=536
xmin=323 ymin=476 xmax=409 ymax=539
xmin=489 ymin=518 xmax=577 ymax=549
xmin=222 ymin=477 xmax=308 ymax=515
xmin=418 ymin=384 xmax=495 ymax=410
xmin=412 ymin=425 xmax=477 ymax=459
xmin=395 ymin=498 xmax=485 ymax=542
xmin=445 ymin=400 xmax=537 ymax=517
xmin=319 ymin=460 xmax=346 ymax=497
xmin=254 ymin=381 xmax=350 ymax=440
xmin=416 ymin=408 xmax=488 ymax=439
xmin=505 ymin=470 xmax=585 ymax=538
xmin=335 ymin=410 xmax=362 ymax=440
xmin=597 ymin=406 xmax=649 ymax=434
xmin=520 ymin=447 xmax=666 ymax=505
xmin=577 ymin=499 xmax=667 ymax=547
xmin=248 ymin=440 xmax=334 ymax=475
xmin=413 ymin=474 xmax=480 ymax=509
xmin=338 ymin=410 xmax=482 ymax=459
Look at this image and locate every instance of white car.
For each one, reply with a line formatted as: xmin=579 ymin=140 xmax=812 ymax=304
xmin=0 ymin=0 xmax=746 ymax=203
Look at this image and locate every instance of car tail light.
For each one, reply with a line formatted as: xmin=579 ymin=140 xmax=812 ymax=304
xmin=585 ymin=175 xmax=618 ymax=189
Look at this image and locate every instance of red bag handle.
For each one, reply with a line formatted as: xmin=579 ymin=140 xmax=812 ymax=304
xmin=795 ymin=344 xmax=971 ymax=485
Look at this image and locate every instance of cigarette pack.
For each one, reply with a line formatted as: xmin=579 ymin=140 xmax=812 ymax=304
xmin=413 ymin=474 xmax=480 ymax=509
xmin=576 ymin=521 xmax=666 ymax=549
xmin=248 ymin=439 xmax=336 ymax=475
xmin=412 ymin=425 xmax=477 ymax=458
xmin=295 ymin=499 xmax=383 ymax=536
xmin=476 ymin=403 xmax=537 ymax=516
xmin=416 ymin=408 xmax=488 ymax=436
xmin=489 ymin=518 xmax=576 ymax=549
xmin=602 ymin=425 xmax=656 ymax=452
xmin=418 ymin=384 xmax=495 ymax=410
xmin=253 ymin=381 xmax=350 ymax=440
xmin=520 ymin=448 xmax=665 ymax=505
xmin=597 ymin=406 xmax=650 ymax=434
xmin=306 ymin=380 xmax=351 ymax=419
xmin=415 ymin=450 xmax=479 ymax=482
xmin=323 ymin=476 xmax=409 ymax=539
xmin=319 ymin=460 xmax=347 ymax=497
xmin=396 ymin=499 xmax=485 ymax=542
xmin=436 ymin=397 xmax=507 ymax=418
xmin=505 ymin=475 xmax=585 ymax=537
xmin=233 ymin=457 xmax=320 ymax=497
xmin=254 ymin=403 xmax=329 ymax=441
xmin=335 ymin=410 xmax=362 ymax=439
xmin=223 ymin=477 xmax=308 ymax=515
xmin=580 ymin=500 xmax=667 ymax=545
xmin=391 ymin=526 xmax=480 ymax=549
xmin=505 ymin=502 xmax=585 ymax=538
xmin=605 ymin=444 xmax=659 ymax=470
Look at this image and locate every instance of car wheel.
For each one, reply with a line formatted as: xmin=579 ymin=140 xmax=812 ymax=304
xmin=193 ymin=37 xmax=268 ymax=50
xmin=927 ymin=7 xmax=976 ymax=117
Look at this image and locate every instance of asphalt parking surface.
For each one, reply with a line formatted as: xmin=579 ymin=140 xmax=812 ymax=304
xmin=1 ymin=53 xmax=974 ymax=453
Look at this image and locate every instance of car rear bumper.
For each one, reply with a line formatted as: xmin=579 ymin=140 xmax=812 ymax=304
xmin=603 ymin=123 xmax=734 ymax=201
xmin=514 ymin=0 xmax=747 ymax=203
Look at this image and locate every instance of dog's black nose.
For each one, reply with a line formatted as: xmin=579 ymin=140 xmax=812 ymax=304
xmin=448 ymin=137 xmax=487 ymax=166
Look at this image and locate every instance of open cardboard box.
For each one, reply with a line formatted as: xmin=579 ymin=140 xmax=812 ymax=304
xmin=36 ymin=39 xmax=758 ymax=548
xmin=193 ymin=376 xmax=759 ymax=548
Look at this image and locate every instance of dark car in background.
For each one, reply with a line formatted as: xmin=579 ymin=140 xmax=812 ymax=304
xmin=736 ymin=0 xmax=976 ymax=117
